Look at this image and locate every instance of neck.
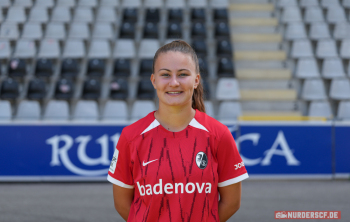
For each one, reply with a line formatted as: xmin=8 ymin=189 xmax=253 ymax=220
xmin=155 ymin=104 xmax=196 ymax=132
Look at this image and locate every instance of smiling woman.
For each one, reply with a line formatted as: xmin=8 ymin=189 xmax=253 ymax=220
xmin=108 ymin=40 xmax=249 ymax=222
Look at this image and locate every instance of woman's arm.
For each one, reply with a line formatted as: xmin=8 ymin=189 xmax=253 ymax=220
xmin=218 ymin=182 xmax=242 ymax=222
xmin=112 ymin=184 xmax=134 ymax=221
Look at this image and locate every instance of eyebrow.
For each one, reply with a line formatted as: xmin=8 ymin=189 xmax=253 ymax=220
xmin=157 ymin=68 xmax=190 ymax=72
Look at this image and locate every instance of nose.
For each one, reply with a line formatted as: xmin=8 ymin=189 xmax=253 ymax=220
xmin=169 ymin=74 xmax=180 ymax=87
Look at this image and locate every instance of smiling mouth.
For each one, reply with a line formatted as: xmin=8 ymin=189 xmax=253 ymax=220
xmin=166 ymin=91 xmax=183 ymax=95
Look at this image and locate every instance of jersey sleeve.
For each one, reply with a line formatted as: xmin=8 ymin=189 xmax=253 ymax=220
xmin=217 ymin=128 xmax=249 ymax=187
xmin=107 ymin=132 xmax=134 ymax=189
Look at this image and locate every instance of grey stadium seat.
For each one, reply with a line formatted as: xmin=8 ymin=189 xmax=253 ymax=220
xmin=122 ymin=0 xmax=141 ymax=7
xmin=321 ymin=0 xmax=341 ymax=8
xmin=295 ymin=58 xmax=321 ymax=79
xmin=0 ymin=40 xmax=11 ymax=59
xmin=338 ymin=101 xmax=350 ymax=119
xmin=277 ymin=0 xmax=297 ymax=8
xmin=281 ymin=7 xmax=302 ymax=23
xmin=0 ymin=0 xmax=11 ymax=8
xmin=13 ymin=0 xmax=33 ymax=8
xmin=16 ymin=100 xmax=41 ymax=120
xmin=304 ymin=7 xmax=325 ymax=23
xmin=139 ymin=40 xmax=160 ymax=58
xmin=38 ymin=39 xmax=60 ymax=58
xmin=73 ymin=100 xmax=99 ymax=120
xmin=216 ymin=78 xmax=240 ymax=100
xmin=63 ymin=39 xmax=85 ymax=58
xmin=28 ymin=7 xmax=49 ymax=23
xmin=300 ymin=0 xmax=319 ymax=7
xmin=43 ymin=100 xmax=69 ymax=120
xmin=322 ymin=58 xmax=345 ymax=79
xmin=344 ymin=0 xmax=350 ymax=8
xmin=188 ymin=0 xmax=208 ymax=8
xmin=88 ymin=39 xmax=110 ymax=58
xmin=308 ymin=101 xmax=332 ymax=118
xmin=6 ymin=7 xmax=26 ymax=23
xmin=73 ymin=7 xmax=94 ymax=23
xmin=166 ymin=0 xmax=185 ymax=8
xmin=21 ymin=23 xmax=43 ymax=40
xmin=309 ymin=23 xmax=330 ymax=40
xmin=102 ymin=100 xmax=128 ymax=121
xmin=204 ymin=101 xmax=214 ymax=117
xmin=78 ymin=0 xmax=98 ymax=7
xmin=145 ymin=0 xmax=163 ymax=7
xmin=301 ymin=79 xmax=327 ymax=100
xmin=326 ymin=6 xmax=346 ymax=23
xmin=131 ymin=100 xmax=156 ymax=120
xmin=218 ymin=102 xmax=242 ymax=121
xmin=51 ymin=7 xmax=71 ymax=23
xmin=96 ymin=7 xmax=117 ymax=23
xmin=101 ymin=0 xmax=119 ymax=7
xmin=316 ymin=39 xmax=338 ymax=58
xmin=340 ymin=40 xmax=350 ymax=59
xmin=291 ymin=40 xmax=314 ymax=58
xmin=35 ymin=0 xmax=55 ymax=8
xmin=14 ymin=39 xmax=36 ymax=58
xmin=92 ymin=23 xmax=114 ymax=39
xmin=114 ymin=40 xmax=136 ymax=58
xmin=0 ymin=100 xmax=12 ymax=120
xmin=56 ymin=0 xmax=75 ymax=7
xmin=330 ymin=78 xmax=350 ymax=100
xmin=68 ymin=23 xmax=90 ymax=39
xmin=0 ymin=22 xmax=19 ymax=40
xmin=210 ymin=0 xmax=228 ymax=8
xmin=45 ymin=23 xmax=66 ymax=40
xmin=285 ymin=23 xmax=307 ymax=40
xmin=333 ymin=23 xmax=350 ymax=40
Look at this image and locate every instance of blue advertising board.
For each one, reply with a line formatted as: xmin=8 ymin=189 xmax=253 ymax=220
xmin=334 ymin=122 xmax=350 ymax=177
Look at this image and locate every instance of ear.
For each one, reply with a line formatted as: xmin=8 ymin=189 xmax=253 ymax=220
xmin=194 ymin=73 xmax=200 ymax=89
xmin=150 ymin=74 xmax=156 ymax=89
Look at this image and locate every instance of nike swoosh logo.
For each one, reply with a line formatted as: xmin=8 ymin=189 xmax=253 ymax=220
xmin=143 ymin=159 xmax=158 ymax=166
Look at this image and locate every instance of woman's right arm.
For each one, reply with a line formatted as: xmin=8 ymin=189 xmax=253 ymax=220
xmin=113 ymin=185 xmax=134 ymax=221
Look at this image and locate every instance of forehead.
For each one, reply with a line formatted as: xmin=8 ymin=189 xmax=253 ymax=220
xmin=155 ymin=51 xmax=196 ymax=71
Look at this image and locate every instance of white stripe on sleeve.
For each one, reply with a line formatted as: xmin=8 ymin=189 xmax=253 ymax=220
xmin=218 ymin=173 xmax=249 ymax=187
xmin=107 ymin=175 xmax=134 ymax=189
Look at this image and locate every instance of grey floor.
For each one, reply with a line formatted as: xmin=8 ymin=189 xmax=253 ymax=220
xmin=0 ymin=180 xmax=349 ymax=222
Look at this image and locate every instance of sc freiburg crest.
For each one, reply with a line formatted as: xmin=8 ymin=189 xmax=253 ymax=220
xmin=196 ymin=151 xmax=208 ymax=169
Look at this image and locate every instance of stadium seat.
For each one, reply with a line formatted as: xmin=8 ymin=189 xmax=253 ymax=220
xmin=188 ymin=0 xmax=207 ymax=8
xmin=92 ymin=23 xmax=114 ymax=39
xmin=0 ymin=40 xmax=11 ymax=59
xmin=192 ymin=22 xmax=207 ymax=38
xmin=300 ymin=0 xmax=319 ymax=7
xmin=82 ymin=78 xmax=101 ymax=99
xmin=0 ymin=78 xmax=19 ymax=100
xmin=63 ymin=39 xmax=85 ymax=58
xmin=114 ymin=59 xmax=131 ymax=77
xmin=217 ymin=57 xmax=234 ymax=77
xmin=143 ymin=22 xmax=159 ymax=39
xmin=295 ymin=58 xmax=321 ymax=79
xmin=110 ymin=79 xmax=128 ymax=100
xmin=326 ymin=6 xmax=346 ymax=23
xmin=309 ymin=23 xmax=330 ymax=40
xmin=43 ymin=100 xmax=69 ymax=121
xmin=191 ymin=8 xmax=206 ymax=21
xmin=119 ymin=22 xmax=136 ymax=39
xmin=114 ymin=40 xmax=136 ymax=58
xmin=291 ymin=40 xmax=314 ymax=58
xmin=45 ymin=23 xmax=66 ymax=40
xmin=101 ymin=0 xmax=119 ymax=7
xmin=340 ymin=40 xmax=350 ymax=59
xmin=139 ymin=59 xmax=153 ymax=77
xmin=131 ymin=100 xmax=156 ymax=120
xmin=38 ymin=39 xmax=60 ymax=58
xmin=55 ymin=78 xmax=74 ymax=99
xmin=0 ymin=0 xmax=11 ymax=8
xmin=27 ymin=78 xmax=46 ymax=100
xmin=123 ymin=8 xmax=138 ymax=22
xmin=123 ymin=0 xmax=141 ymax=7
xmin=285 ymin=23 xmax=307 ymax=40
xmin=322 ymin=58 xmax=345 ymax=79
xmin=35 ymin=0 xmax=54 ymax=8
xmin=301 ymin=79 xmax=327 ymax=100
xmin=308 ymin=101 xmax=333 ymax=118
xmin=61 ymin=58 xmax=80 ymax=78
xmin=167 ymin=22 xmax=182 ymax=39
xmin=35 ymin=58 xmax=54 ymax=77
xmin=16 ymin=100 xmax=41 ymax=120
xmin=28 ymin=7 xmax=49 ymax=23
xmin=192 ymin=40 xmax=207 ymax=56
xmin=14 ymin=39 xmax=36 ymax=58
xmin=102 ymin=100 xmax=128 ymax=121
xmin=211 ymin=0 xmax=229 ymax=8
xmin=96 ymin=7 xmax=117 ymax=23
xmin=6 ymin=7 xmax=26 ymax=23
xmin=137 ymin=79 xmax=155 ymax=99
xmin=198 ymin=57 xmax=208 ymax=78
xmin=204 ymin=101 xmax=214 ymax=117
xmin=78 ymin=0 xmax=98 ymax=7
xmin=321 ymin=0 xmax=341 ymax=8
xmin=21 ymin=23 xmax=42 ymax=40
xmin=0 ymin=100 xmax=12 ymax=120
xmin=316 ymin=39 xmax=338 ymax=58
xmin=337 ymin=101 xmax=350 ymax=119
xmin=215 ymin=22 xmax=230 ymax=39
xmin=8 ymin=58 xmax=27 ymax=78
xmin=13 ymin=0 xmax=33 ymax=8
xmin=68 ymin=23 xmax=89 ymax=39
xmin=88 ymin=40 xmax=110 ymax=58
xmin=73 ymin=7 xmax=94 ymax=23
xmin=57 ymin=0 xmax=75 ymax=7
xmin=139 ymin=40 xmax=159 ymax=58
xmin=216 ymin=78 xmax=240 ymax=100
xmin=168 ymin=9 xmax=183 ymax=22
xmin=87 ymin=58 xmax=105 ymax=77
xmin=218 ymin=101 xmax=241 ymax=121
xmin=217 ymin=40 xmax=233 ymax=57
xmin=145 ymin=8 xmax=160 ymax=22
xmin=304 ymin=7 xmax=324 ymax=23
xmin=144 ymin=0 xmax=162 ymax=7
xmin=73 ymin=100 xmax=99 ymax=120
xmin=281 ymin=7 xmax=302 ymax=23
xmin=277 ymin=0 xmax=297 ymax=8
xmin=0 ymin=22 xmax=19 ymax=40
xmin=51 ymin=7 xmax=71 ymax=23
xmin=333 ymin=23 xmax=350 ymax=40
xmin=343 ymin=0 xmax=350 ymax=8
xmin=213 ymin=8 xmax=228 ymax=22
xmin=329 ymin=78 xmax=350 ymax=100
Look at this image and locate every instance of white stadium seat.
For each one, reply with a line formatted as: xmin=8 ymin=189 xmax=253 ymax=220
xmin=295 ymin=58 xmax=321 ymax=79
xmin=218 ymin=102 xmax=242 ymax=121
xmin=45 ymin=23 xmax=66 ymax=40
xmin=0 ymin=101 xmax=12 ymax=120
xmin=301 ymin=79 xmax=327 ymax=101
xmin=139 ymin=40 xmax=160 ymax=58
xmin=322 ymin=58 xmax=345 ymax=79
xmin=44 ymin=100 xmax=69 ymax=121
xmin=316 ymin=39 xmax=338 ymax=58
xmin=131 ymin=100 xmax=156 ymax=121
xmin=285 ymin=23 xmax=307 ymax=40
xmin=309 ymin=101 xmax=333 ymax=118
xmin=309 ymin=23 xmax=330 ymax=40
xmin=216 ymin=78 xmax=240 ymax=100
xmin=291 ymin=40 xmax=313 ymax=58
xmin=330 ymin=78 xmax=350 ymax=100
xmin=73 ymin=100 xmax=99 ymax=120
xmin=88 ymin=39 xmax=111 ymax=58
xmin=338 ymin=101 xmax=350 ymax=119
xmin=16 ymin=100 xmax=41 ymax=120
xmin=14 ymin=39 xmax=36 ymax=58
xmin=114 ymin=40 xmax=136 ymax=58
xmin=38 ymin=39 xmax=60 ymax=58
xmin=340 ymin=40 xmax=350 ymax=59
xmin=102 ymin=100 xmax=128 ymax=121
xmin=281 ymin=7 xmax=302 ymax=23
xmin=63 ymin=39 xmax=85 ymax=58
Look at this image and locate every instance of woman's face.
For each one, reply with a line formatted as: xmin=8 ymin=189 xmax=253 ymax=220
xmin=151 ymin=51 xmax=200 ymax=108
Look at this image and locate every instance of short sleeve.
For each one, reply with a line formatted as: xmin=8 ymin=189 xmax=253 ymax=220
xmin=217 ymin=128 xmax=249 ymax=187
xmin=107 ymin=132 xmax=134 ymax=189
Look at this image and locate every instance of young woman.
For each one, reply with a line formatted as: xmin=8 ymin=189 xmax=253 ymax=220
xmin=107 ymin=40 xmax=248 ymax=222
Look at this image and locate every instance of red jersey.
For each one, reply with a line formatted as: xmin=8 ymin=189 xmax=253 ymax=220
xmin=107 ymin=110 xmax=248 ymax=222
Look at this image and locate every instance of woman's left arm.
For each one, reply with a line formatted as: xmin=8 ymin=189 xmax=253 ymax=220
xmin=218 ymin=182 xmax=242 ymax=222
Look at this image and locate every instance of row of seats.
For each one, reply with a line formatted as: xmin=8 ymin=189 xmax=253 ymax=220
xmin=1 ymin=99 xmax=350 ymax=121
xmin=301 ymin=78 xmax=350 ymax=101
xmin=277 ymin=0 xmax=350 ymax=9
xmin=0 ymin=0 xmax=228 ymax=9
xmin=285 ymin=22 xmax=350 ymax=40
xmin=290 ymin=39 xmax=350 ymax=58
xmin=0 ymin=38 xmax=233 ymax=58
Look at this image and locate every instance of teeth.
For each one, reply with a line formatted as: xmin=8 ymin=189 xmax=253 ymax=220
xmin=167 ymin=92 xmax=181 ymax=94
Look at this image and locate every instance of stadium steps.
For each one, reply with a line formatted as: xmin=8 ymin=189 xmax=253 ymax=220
xmin=230 ymin=1 xmax=299 ymax=116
